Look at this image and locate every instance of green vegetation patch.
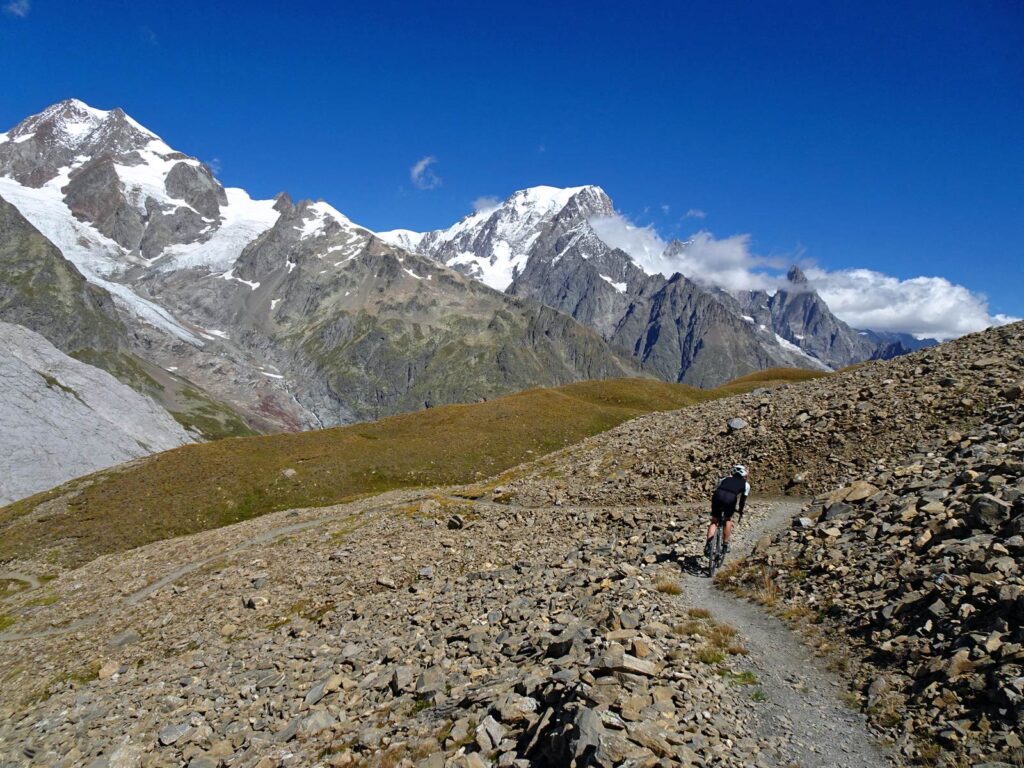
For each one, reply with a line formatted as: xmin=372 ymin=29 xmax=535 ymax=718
xmin=37 ymin=371 xmax=84 ymax=403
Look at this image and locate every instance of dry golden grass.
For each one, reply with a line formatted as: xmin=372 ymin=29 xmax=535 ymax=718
xmin=753 ymin=566 xmax=782 ymax=606
xmin=655 ymin=579 xmax=684 ymax=595
xmin=724 ymin=367 xmax=830 ymax=385
xmin=0 ymin=369 xmax=823 ymax=569
xmin=673 ymin=620 xmax=705 ymax=637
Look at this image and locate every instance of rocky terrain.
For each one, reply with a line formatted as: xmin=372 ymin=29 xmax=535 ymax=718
xmin=497 ymin=322 xmax=1021 ymax=509
xmin=0 ymin=321 xmax=193 ymax=504
xmin=727 ymin=370 xmax=1024 ymax=764
xmin=1 ymin=323 xmax=1019 ymax=766
xmin=0 ymin=490 xmax=888 ymax=768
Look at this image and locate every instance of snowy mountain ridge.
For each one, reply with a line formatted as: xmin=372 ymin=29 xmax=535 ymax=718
xmin=379 ymin=185 xmax=614 ymax=290
xmin=0 ymin=99 xmax=931 ymax=453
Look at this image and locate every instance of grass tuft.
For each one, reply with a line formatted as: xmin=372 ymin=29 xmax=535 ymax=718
xmin=697 ymin=646 xmax=726 ymax=665
xmin=655 ymin=579 xmax=683 ymax=595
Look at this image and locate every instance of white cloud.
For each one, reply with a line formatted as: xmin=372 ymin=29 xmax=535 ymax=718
xmin=589 ymin=215 xmax=668 ymax=269
xmin=685 ymin=208 xmax=707 ymax=219
xmin=410 ymin=155 xmax=441 ymax=190
xmin=590 ymin=212 xmax=1017 ymax=340
xmin=807 ymin=268 xmax=1019 ymax=340
xmin=660 ymin=203 xmax=670 ymax=214
xmin=472 ymin=195 xmax=500 ymax=213
xmin=4 ymin=0 xmax=30 ymax=17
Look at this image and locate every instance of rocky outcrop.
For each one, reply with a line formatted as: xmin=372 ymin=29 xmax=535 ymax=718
xmin=730 ymin=372 xmax=1024 ymax=763
xmin=0 ymin=322 xmax=193 ymax=505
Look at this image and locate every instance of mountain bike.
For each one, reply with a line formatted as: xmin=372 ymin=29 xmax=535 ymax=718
xmin=706 ymin=523 xmax=725 ymax=578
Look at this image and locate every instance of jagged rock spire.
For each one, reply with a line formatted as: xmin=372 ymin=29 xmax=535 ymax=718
xmin=787 ymin=265 xmax=809 ymax=284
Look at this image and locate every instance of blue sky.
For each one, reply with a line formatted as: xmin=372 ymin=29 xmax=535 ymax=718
xmin=1 ymin=0 xmax=1021 ymax=333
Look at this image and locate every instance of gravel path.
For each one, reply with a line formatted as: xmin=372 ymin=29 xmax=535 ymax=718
xmin=682 ymin=499 xmax=895 ymax=767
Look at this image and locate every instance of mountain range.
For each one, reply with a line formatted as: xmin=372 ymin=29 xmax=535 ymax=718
xmin=0 ymin=99 xmax=935 ymax=499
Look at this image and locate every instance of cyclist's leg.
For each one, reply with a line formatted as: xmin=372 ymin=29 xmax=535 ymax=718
xmin=722 ymin=509 xmax=735 ymax=554
xmin=706 ymin=510 xmax=721 ymax=554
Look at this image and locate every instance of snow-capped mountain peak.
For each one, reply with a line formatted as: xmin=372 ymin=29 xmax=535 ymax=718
xmin=2 ymin=99 xmax=174 ymax=177
xmin=0 ymin=100 xmax=288 ymax=342
xmin=378 ymin=184 xmax=614 ymax=290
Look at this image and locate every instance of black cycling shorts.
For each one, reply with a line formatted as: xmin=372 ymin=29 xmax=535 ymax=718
xmin=710 ymin=504 xmax=737 ymax=522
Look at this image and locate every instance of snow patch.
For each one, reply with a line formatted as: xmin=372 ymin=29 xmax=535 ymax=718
xmin=298 ymin=201 xmax=359 ymax=239
xmin=220 ymin=269 xmax=260 ymax=290
xmin=159 ymin=188 xmax=279 ymax=272
xmin=599 ymin=274 xmax=627 ymax=293
xmin=376 ymin=228 xmax=426 ymax=251
xmin=395 ymin=185 xmax=605 ymax=291
xmin=741 ymin=315 xmax=755 ymax=323
xmin=774 ymin=333 xmax=832 ymax=371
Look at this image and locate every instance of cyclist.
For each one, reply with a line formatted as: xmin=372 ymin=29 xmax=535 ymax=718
xmin=705 ymin=465 xmax=750 ymax=559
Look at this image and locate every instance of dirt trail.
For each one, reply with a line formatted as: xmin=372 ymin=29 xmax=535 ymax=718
xmin=681 ymin=500 xmax=894 ymax=767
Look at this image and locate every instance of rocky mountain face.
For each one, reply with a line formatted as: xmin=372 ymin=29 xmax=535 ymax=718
xmin=0 ymin=321 xmax=193 ymax=505
xmin=731 ymin=266 xmax=878 ymax=369
xmin=0 ymin=101 xmax=645 ymax=435
xmin=730 ymin=266 xmax=937 ymax=369
xmin=137 ymin=195 xmax=641 ymax=425
xmin=384 ymin=188 xmax=914 ymax=386
xmin=0 ymin=195 xmax=125 ymax=363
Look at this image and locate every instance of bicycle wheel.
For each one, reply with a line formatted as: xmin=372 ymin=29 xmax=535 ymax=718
xmin=707 ymin=526 xmax=723 ymax=578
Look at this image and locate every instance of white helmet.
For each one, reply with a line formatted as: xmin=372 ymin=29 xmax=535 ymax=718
xmin=732 ymin=464 xmax=748 ymax=477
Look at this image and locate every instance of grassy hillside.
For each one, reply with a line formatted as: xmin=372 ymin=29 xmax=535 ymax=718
xmin=0 ymin=370 xmax=826 ymax=570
